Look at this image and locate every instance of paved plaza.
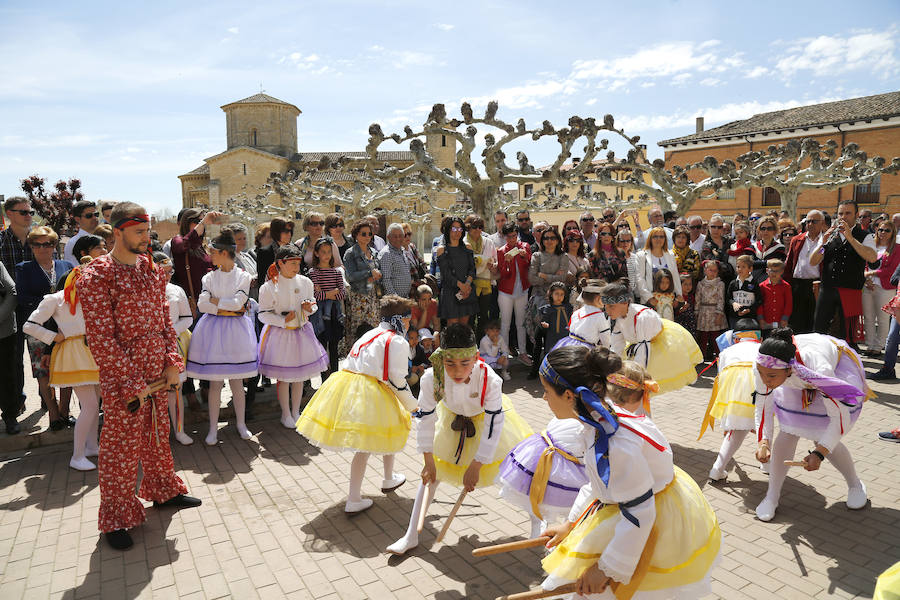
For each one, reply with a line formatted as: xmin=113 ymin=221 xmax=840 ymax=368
xmin=0 ymin=357 xmax=898 ymax=600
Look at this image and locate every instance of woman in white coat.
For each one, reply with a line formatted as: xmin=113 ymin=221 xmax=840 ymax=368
xmin=634 ymin=226 xmax=682 ymax=305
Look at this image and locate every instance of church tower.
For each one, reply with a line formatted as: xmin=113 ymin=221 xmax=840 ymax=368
xmin=221 ymin=93 xmax=301 ymax=158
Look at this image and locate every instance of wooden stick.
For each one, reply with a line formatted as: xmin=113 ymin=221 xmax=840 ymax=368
xmin=472 ymin=535 xmax=551 ymax=557
xmin=434 ymin=489 xmax=467 ymax=544
xmin=496 ymin=583 xmax=577 ymax=600
xmin=784 ymin=460 xmax=806 ymax=467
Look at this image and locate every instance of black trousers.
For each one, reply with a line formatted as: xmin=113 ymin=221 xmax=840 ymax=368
xmin=317 ymin=320 xmax=342 ymax=379
xmin=814 ymin=285 xmax=847 ymax=340
xmin=789 ymin=279 xmax=816 ymax=334
xmin=0 ymin=334 xmax=18 ymax=423
xmin=14 ymin=328 xmax=25 ymax=406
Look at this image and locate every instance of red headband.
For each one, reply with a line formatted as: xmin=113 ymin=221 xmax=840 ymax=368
xmin=114 ymin=214 xmax=150 ymax=230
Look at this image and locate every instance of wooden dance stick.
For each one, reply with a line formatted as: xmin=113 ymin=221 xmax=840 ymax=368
xmin=495 ymin=583 xmax=577 ymax=600
xmin=434 ymin=489 xmax=467 ymax=544
xmin=472 ymin=535 xmax=552 ymax=557
xmin=784 ymin=460 xmax=807 ymax=467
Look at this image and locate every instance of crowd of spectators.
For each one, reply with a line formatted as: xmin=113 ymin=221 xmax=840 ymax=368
xmin=2 ymin=195 xmax=899 ymax=441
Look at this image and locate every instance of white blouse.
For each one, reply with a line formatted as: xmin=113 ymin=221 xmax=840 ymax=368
xmin=257 ymin=274 xmax=317 ymax=329
xmin=634 ymin=250 xmax=682 ymax=302
xmin=197 ymin=267 xmax=252 ymax=315
xmin=416 ymin=362 xmax=505 ymax=465
xmin=567 ymin=405 xmax=674 ymax=585
xmin=24 ymin=291 xmax=86 ymax=345
xmin=544 ymin=417 xmax=589 ymax=459
xmin=610 ymin=304 xmax=664 ymax=365
xmin=165 ymin=283 xmax=193 ymax=336
xmin=345 ymin=323 xmax=416 ymax=411
xmin=568 ymin=306 xmax=612 ymax=347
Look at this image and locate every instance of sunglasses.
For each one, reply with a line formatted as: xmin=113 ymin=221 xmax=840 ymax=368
xmin=758 ymin=226 xmax=775 ymax=231
xmin=618 ymin=239 xmax=633 ymax=244
xmin=80 ymin=212 xmax=99 ymax=219
xmin=543 ymin=236 xmax=559 ymax=241
xmin=709 ymin=224 xmax=723 ymax=229
xmin=689 ymin=224 xmax=702 ymax=229
xmin=10 ymin=209 xmax=35 ymax=216
xmin=599 ymin=232 xmax=612 ymax=237
xmin=581 ymin=217 xmax=594 ymax=222
xmin=358 ymin=231 xmax=373 ymax=237
xmin=30 ymin=241 xmax=55 ymax=248
xmin=308 ymin=221 xmax=325 ymax=227
xmin=517 ymin=217 xmax=529 ymax=222
xmin=878 ymin=228 xmax=892 ymax=233
xmin=450 ymin=226 xmax=463 ymax=232
xmin=565 ymin=226 xmax=579 ymax=230
xmin=333 ymin=223 xmax=345 ymax=228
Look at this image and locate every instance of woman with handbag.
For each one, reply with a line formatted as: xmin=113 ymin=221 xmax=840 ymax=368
xmin=343 ymin=220 xmax=383 ymax=350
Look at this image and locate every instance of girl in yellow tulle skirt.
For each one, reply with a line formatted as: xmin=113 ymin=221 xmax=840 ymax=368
xmin=537 ymin=345 xmax=719 ymax=599
xmin=386 ymin=323 xmax=532 ymax=555
xmin=297 ymin=296 xmax=419 ymax=514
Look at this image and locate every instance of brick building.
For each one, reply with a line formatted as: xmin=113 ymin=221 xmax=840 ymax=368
xmin=658 ymin=91 xmax=900 ymax=220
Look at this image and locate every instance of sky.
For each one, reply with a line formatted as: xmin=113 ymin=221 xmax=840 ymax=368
xmin=1 ymin=0 xmax=898 ymax=217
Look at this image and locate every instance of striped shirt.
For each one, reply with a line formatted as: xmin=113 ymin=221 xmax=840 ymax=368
xmin=308 ymin=267 xmax=346 ymax=301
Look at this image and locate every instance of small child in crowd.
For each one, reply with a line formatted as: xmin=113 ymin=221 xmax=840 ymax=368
xmin=695 ymin=260 xmax=726 ymax=361
xmin=479 ymin=320 xmax=511 ymax=381
xmin=726 ymin=254 xmax=761 ymax=328
xmin=676 ymin=272 xmax=696 ymax=333
xmin=529 ymin=282 xmax=572 ymax=378
xmin=727 ymin=222 xmax=754 ymax=272
xmin=758 ymin=258 xmax=792 ymax=336
xmin=308 ymin=238 xmax=346 ymax=378
xmin=412 ymin=284 xmax=440 ymax=344
xmin=419 ymin=328 xmax=436 ymax=358
xmin=652 ymin=268 xmax=677 ymax=321
xmin=407 ymin=327 xmax=429 ymax=397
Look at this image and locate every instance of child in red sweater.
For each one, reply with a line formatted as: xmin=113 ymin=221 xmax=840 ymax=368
xmin=758 ymin=258 xmax=792 ymax=335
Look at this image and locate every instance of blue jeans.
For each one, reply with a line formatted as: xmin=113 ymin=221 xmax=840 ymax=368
xmin=884 ymin=317 xmax=900 ymax=372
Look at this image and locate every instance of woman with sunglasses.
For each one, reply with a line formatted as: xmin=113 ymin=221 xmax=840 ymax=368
xmin=862 ymin=220 xmax=900 ymax=357
xmin=564 ymin=232 xmax=589 ymax=302
xmin=751 ymin=215 xmax=786 ymax=285
xmin=297 ymin=212 xmax=342 ymax=270
xmin=527 ymin=227 xmax=569 ymax=369
xmin=587 ymin=222 xmax=627 ymax=285
xmin=343 ymin=220 xmax=383 ymax=349
xmin=435 ymin=216 xmax=477 ymax=326
xmin=700 ymin=214 xmax=735 ymax=282
xmin=325 ymin=213 xmax=352 ymax=260
xmin=636 ymin=226 xmax=682 ymax=305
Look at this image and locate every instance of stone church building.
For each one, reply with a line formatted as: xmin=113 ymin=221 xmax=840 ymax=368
xmin=178 ymin=93 xmax=457 ymax=239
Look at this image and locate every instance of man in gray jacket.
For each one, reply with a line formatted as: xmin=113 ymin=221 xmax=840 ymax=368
xmin=0 ymin=263 xmax=18 ymax=433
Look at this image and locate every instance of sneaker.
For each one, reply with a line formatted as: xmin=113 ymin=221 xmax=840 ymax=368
xmin=518 ymin=354 xmax=533 ymax=367
xmin=381 ymin=473 xmax=406 ymax=493
xmin=868 ymin=369 xmax=896 ymax=381
xmin=344 ymin=498 xmax=374 ymax=514
xmin=878 ymin=429 xmax=900 ymax=442
xmin=501 ymin=370 xmax=511 ymax=381
xmin=69 ymin=457 xmax=96 ymax=471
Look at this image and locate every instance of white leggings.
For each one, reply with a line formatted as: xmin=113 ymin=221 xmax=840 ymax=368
xmin=764 ymin=431 xmax=861 ymax=504
xmin=71 ymin=385 xmax=100 ymax=460
xmin=499 ymin=292 xmax=528 ymax=354
xmin=712 ymin=429 xmax=750 ymax=472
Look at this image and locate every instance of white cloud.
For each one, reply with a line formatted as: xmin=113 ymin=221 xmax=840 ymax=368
xmin=699 ymin=77 xmax=720 ymax=86
xmin=279 ymin=52 xmax=331 ymax=75
xmin=366 ymin=46 xmax=440 ymax=69
xmin=466 ymin=79 xmax=579 ymax=111
xmin=433 ymin=23 xmax=454 ymax=31
xmin=227 ymin=26 xmax=239 ymax=35
xmin=775 ymin=29 xmax=898 ymax=77
xmin=618 ymin=97 xmax=842 ymax=132
xmin=585 ymin=98 xmax=598 ymax=106
xmin=745 ymin=66 xmax=770 ymax=79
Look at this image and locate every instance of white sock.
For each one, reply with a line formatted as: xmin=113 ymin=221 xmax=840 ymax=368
xmin=348 ymin=452 xmax=370 ymax=503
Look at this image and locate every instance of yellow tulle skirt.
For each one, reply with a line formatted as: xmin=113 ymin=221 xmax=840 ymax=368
xmin=296 ymin=370 xmax=412 ymax=454
xmin=628 ymin=320 xmax=703 ymax=394
xmin=874 ymin=561 xmax=900 ymax=600
xmin=542 ymin=467 xmax=720 ymax=598
xmin=49 ymin=335 xmax=99 ymax=388
xmin=433 ymin=396 xmax=533 ymax=488
xmin=699 ymin=362 xmax=756 ymax=439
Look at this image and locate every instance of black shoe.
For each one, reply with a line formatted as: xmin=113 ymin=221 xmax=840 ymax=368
xmin=868 ymin=369 xmax=896 ymax=381
xmin=65 ymin=415 xmax=77 ymax=428
xmin=153 ymin=494 xmax=202 ymax=508
xmin=49 ymin=418 xmax=66 ymax=431
xmin=105 ymin=529 xmax=133 ymax=550
xmin=4 ymin=420 xmax=20 ymax=435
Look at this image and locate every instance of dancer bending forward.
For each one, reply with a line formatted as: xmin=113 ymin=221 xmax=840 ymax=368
xmin=754 ymin=329 xmax=871 ymax=522
xmin=297 ymin=295 xmax=417 ymax=513
xmin=539 ymin=346 xmax=720 ymax=598
xmin=387 ymin=323 xmax=532 ymax=555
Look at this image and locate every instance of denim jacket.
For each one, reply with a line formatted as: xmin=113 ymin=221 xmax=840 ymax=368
xmin=343 ymin=243 xmax=380 ymax=294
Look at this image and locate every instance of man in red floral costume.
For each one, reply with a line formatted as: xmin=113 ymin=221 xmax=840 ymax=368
xmin=78 ymin=202 xmax=201 ymax=550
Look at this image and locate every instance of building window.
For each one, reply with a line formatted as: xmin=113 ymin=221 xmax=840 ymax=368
xmin=718 ymin=187 xmax=735 ymax=199
xmin=854 ymin=175 xmax=881 ymax=204
xmin=441 ymin=134 xmax=447 ymax=147
xmin=242 ymin=163 xmax=247 ymax=176
xmin=524 ymin=184 xmax=533 ymax=196
xmin=580 ymin=184 xmax=593 ymax=194
xmin=762 ymin=187 xmax=780 ymax=207
xmin=251 ymin=129 xmax=258 ymax=146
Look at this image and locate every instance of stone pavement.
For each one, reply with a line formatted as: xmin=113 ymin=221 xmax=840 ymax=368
xmin=1 ymin=357 xmax=898 ymax=600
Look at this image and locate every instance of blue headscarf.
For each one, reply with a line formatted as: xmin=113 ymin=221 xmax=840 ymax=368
xmin=382 ymin=312 xmax=411 ymax=336
xmin=539 ymin=355 xmax=618 ymax=486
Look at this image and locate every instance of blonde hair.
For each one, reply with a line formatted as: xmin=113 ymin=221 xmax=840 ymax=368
xmin=736 ymin=254 xmax=754 ymax=268
xmin=642 ymin=226 xmax=669 ymax=251
xmin=767 ymin=258 xmax=785 ymax=270
xmin=607 ymin=361 xmax=650 ymax=406
xmin=94 ymin=223 xmax=114 ymax=242
xmin=27 ymin=225 xmax=58 ymax=244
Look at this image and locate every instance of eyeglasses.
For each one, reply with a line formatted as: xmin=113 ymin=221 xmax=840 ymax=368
xmin=581 ymin=217 xmax=594 ymax=222
xmin=358 ymin=231 xmax=372 ymax=237
xmin=308 ymin=221 xmax=325 ymax=227
xmin=878 ymin=228 xmax=892 ymax=233
xmin=81 ymin=212 xmax=99 ymax=219
xmin=709 ymin=225 xmax=723 ymax=229
xmin=450 ymin=226 xmax=463 ymax=232
xmin=565 ymin=226 xmax=579 ymax=231
xmin=517 ymin=217 xmax=529 ymax=222
xmin=9 ymin=209 xmax=35 ymax=216
xmin=334 ymin=223 xmax=345 ymax=228
xmin=599 ymin=232 xmax=612 ymax=237
xmin=30 ymin=241 xmax=55 ymax=248
xmin=543 ymin=236 xmax=559 ymax=241
xmin=689 ymin=225 xmax=702 ymax=229
xmin=618 ymin=239 xmax=633 ymax=244
xmin=758 ymin=226 xmax=775 ymax=232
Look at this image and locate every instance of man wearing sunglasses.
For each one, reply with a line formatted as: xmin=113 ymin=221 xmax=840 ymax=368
xmin=579 ymin=211 xmax=597 ymax=250
xmin=64 ymin=200 xmax=100 ymax=267
xmin=688 ymin=215 xmax=706 ymax=252
xmin=516 ymin=210 xmax=535 ymax=245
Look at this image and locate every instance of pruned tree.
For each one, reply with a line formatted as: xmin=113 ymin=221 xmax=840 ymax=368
xmin=20 ymin=175 xmax=83 ymax=235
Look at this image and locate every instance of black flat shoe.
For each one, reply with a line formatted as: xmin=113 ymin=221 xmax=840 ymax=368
xmin=49 ymin=418 xmax=66 ymax=431
xmin=65 ymin=415 xmax=77 ymax=428
xmin=153 ymin=494 xmax=202 ymax=508
xmin=4 ymin=420 xmax=20 ymax=435
xmin=105 ymin=529 xmax=133 ymax=550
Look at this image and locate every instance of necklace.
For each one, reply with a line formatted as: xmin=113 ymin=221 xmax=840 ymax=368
xmin=39 ymin=262 xmax=56 ymax=289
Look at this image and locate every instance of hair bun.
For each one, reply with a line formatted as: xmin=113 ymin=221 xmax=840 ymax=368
xmin=586 ymin=346 xmax=622 ymax=379
xmin=769 ymin=327 xmax=794 ymax=343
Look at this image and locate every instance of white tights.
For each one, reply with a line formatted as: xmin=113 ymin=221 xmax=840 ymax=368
xmin=207 ymin=379 xmax=249 ymax=442
xmin=763 ymin=431 xmax=861 ymax=505
xmin=347 ymin=452 xmax=396 ymax=503
xmin=277 ymin=381 xmax=305 ymax=421
xmin=71 ymin=385 xmax=99 ymax=461
xmin=712 ymin=430 xmax=749 ymax=473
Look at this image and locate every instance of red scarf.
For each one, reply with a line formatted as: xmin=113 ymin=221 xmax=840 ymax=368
xmin=728 ymin=237 xmax=751 ymax=257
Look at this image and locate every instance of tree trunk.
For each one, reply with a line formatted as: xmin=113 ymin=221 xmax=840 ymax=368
xmin=470 ymin=185 xmax=498 ymax=223
xmin=780 ymin=189 xmax=800 ymax=221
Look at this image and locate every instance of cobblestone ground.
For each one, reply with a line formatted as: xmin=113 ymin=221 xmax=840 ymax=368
xmin=1 ymin=356 xmax=898 ymax=599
